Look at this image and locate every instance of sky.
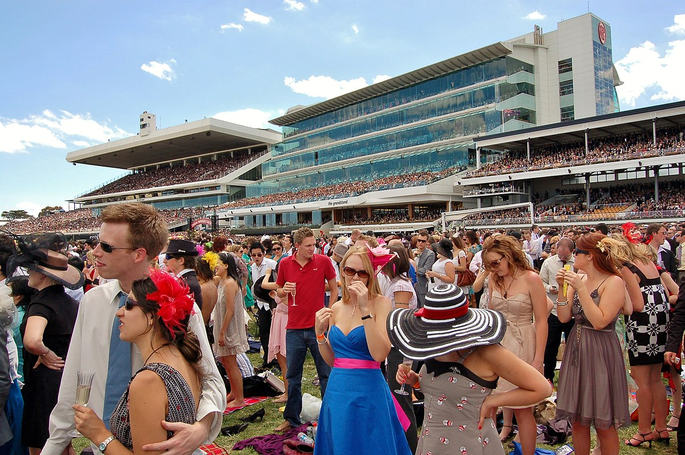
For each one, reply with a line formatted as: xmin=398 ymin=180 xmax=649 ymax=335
xmin=1 ymin=1 xmax=683 ymax=216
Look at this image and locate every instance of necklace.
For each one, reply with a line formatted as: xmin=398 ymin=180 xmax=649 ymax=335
xmin=144 ymin=342 xmax=171 ymax=365
xmin=502 ymin=275 xmax=517 ymax=298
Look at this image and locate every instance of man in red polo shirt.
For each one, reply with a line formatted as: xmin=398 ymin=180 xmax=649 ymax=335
xmin=275 ymin=227 xmax=338 ymax=431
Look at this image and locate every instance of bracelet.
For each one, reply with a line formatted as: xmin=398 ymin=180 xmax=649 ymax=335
xmin=316 ymin=338 xmax=328 ymax=345
xmin=316 ymin=333 xmax=325 ymax=340
xmin=412 ymin=382 xmax=421 ymax=390
xmin=556 ymin=299 xmax=569 ymax=307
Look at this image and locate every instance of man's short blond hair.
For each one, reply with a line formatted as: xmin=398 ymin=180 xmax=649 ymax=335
xmin=293 ymin=227 xmax=314 ymax=245
xmin=101 ymin=203 xmax=168 ymax=258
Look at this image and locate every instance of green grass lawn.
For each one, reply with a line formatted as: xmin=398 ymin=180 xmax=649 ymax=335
xmin=73 ymin=350 xmax=679 ymax=454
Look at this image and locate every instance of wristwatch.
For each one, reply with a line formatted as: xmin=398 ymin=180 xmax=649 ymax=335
xmin=98 ymin=435 xmax=115 ymax=453
xmin=361 ymin=314 xmax=373 ymax=320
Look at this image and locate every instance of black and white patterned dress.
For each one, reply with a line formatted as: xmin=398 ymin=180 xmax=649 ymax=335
xmin=109 ymin=363 xmax=196 ymax=449
xmin=624 ymin=263 xmax=669 ymax=365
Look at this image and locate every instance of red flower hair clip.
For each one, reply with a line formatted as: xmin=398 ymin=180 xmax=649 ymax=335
xmin=146 ymin=269 xmax=195 ymax=337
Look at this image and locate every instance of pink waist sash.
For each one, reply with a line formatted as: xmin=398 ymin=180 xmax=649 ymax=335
xmin=333 ymin=357 xmax=410 ymax=431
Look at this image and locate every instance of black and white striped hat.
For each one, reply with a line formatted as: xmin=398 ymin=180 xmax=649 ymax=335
xmin=386 ymin=284 xmax=506 ymax=360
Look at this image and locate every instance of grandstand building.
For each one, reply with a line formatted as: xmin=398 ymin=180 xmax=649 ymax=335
xmin=220 ymin=12 xmax=622 ymax=231
xmin=67 ymin=118 xmax=281 ymax=214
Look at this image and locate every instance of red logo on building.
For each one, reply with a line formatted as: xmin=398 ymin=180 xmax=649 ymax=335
xmin=598 ymin=22 xmax=607 ymax=45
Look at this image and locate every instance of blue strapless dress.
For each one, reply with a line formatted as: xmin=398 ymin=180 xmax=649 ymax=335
xmin=314 ymin=325 xmax=411 ymax=455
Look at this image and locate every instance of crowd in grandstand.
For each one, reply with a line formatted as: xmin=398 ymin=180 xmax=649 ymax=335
xmin=82 ymin=150 xmax=266 ymax=197
xmin=465 ymin=129 xmax=685 ymax=178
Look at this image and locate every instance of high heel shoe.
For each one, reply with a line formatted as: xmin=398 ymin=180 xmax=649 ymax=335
xmin=221 ymin=423 xmax=248 ymax=436
xmin=624 ymin=432 xmax=652 ymax=448
xmin=652 ymin=428 xmax=671 ymax=445
xmin=240 ymin=407 xmax=265 ymax=423
xmin=667 ymin=415 xmax=680 ymax=432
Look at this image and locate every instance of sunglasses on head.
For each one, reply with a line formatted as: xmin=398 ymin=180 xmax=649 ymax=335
xmin=98 ymin=240 xmax=135 ymax=253
xmin=125 ymin=297 xmax=139 ymax=311
xmin=342 ymin=266 xmax=371 ymax=280
xmin=574 ymin=248 xmax=589 ymax=255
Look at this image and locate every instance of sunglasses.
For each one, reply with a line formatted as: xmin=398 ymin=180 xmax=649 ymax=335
xmin=574 ymin=248 xmax=589 ymax=255
xmin=487 ymin=256 xmax=505 ymax=268
xmin=273 ymin=247 xmax=282 ymax=251
xmin=417 ymin=239 xmax=427 ymax=243
xmin=124 ymin=297 xmax=139 ymax=311
xmin=251 ymin=253 xmax=263 ymax=258
xmin=342 ymin=266 xmax=371 ymax=280
xmin=165 ymin=253 xmax=181 ymax=260
xmin=98 ymin=240 xmax=136 ymax=253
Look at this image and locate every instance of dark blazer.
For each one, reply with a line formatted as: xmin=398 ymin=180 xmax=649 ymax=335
xmin=666 ymin=278 xmax=685 ymax=353
xmin=179 ymin=270 xmax=203 ymax=311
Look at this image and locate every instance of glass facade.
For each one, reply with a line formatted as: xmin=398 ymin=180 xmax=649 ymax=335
xmin=282 ymin=56 xmax=534 ymax=138
xmin=592 ymin=17 xmax=616 ymax=115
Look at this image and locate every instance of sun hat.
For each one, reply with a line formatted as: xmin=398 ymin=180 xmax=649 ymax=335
xmin=6 ymin=233 xmax=84 ymax=290
xmin=432 ymin=238 xmax=453 ymax=260
xmin=386 ymin=284 xmax=506 ymax=360
xmin=331 ymin=243 xmax=349 ymax=259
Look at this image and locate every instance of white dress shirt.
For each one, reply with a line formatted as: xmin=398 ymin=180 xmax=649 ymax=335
xmin=250 ymin=258 xmax=277 ymax=310
xmin=43 ymin=279 xmax=226 ymax=455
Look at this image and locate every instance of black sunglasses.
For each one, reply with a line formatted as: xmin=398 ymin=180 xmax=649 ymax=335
xmin=99 ymin=240 xmax=135 ymax=253
xmin=165 ymin=253 xmax=181 ymax=260
xmin=124 ymin=297 xmax=139 ymax=311
xmin=342 ymin=266 xmax=370 ymax=280
xmin=251 ymin=252 xmax=263 ymax=257
xmin=273 ymin=247 xmax=282 ymax=251
xmin=417 ymin=239 xmax=427 ymax=243
xmin=574 ymin=248 xmax=589 ymax=255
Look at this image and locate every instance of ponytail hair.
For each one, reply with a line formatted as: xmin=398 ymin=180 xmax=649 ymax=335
xmin=174 ymin=329 xmax=202 ymax=364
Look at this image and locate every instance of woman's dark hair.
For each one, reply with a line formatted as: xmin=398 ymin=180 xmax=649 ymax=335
xmin=465 ymin=230 xmax=480 ymax=246
xmin=0 ymin=234 xmax=17 ymax=278
xmin=382 ymin=244 xmax=411 ymax=280
xmin=212 ymin=236 xmax=228 ymax=253
xmin=132 ymin=277 xmax=202 ymax=364
xmin=218 ymin=252 xmax=241 ymax=288
xmin=195 ymin=256 xmax=214 ymax=282
xmin=9 ymin=277 xmax=35 ymax=307
xmin=178 ymin=255 xmax=196 ymax=270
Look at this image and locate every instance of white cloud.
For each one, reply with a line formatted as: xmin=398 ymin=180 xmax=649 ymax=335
xmin=284 ymin=0 xmax=304 ymax=11
xmin=243 ymin=8 xmax=272 ymax=25
xmin=284 ymin=74 xmax=392 ymax=99
xmin=666 ymin=14 xmax=685 ymax=35
xmin=310 ymin=0 xmax=319 ymax=3
xmin=523 ymin=10 xmax=546 ymax=20
xmin=212 ymin=108 xmax=284 ymax=129
xmin=15 ymin=201 xmax=41 ymax=217
xmin=220 ymin=22 xmax=244 ymax=32
xmin=351 ymin=24 xmax=359 ymax=35
xmin=140 ymin=59 xmax=176 ymax=81
xmin=373 ymin=74 xmax=391 ymax=84
xmin=0 ymin=110 xmax=129 ymax=154
xmin=615 ymin=38 xmax=685 ymax=106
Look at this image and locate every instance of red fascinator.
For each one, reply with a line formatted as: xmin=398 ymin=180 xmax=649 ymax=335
xmin=621 ymin=222 xmax=641 ymax=244
xmin=367 ymin=245 xmax=396 ymax=275
xmin=146 ymin=269 xmax=195 ymax=337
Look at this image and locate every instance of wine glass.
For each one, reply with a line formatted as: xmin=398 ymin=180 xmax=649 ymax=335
xmin=394 ymin=358 xmax=413 ymax=396
xmin=290 ymin=282 xmax=297 ymax=307
xmin=75 ymin=370 xmax=95 ymax=405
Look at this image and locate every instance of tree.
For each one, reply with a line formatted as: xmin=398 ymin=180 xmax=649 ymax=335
xmin=1 ymin=210 xmax=32 ymax=220
xmin=38 ymin=206 xmax=64 ymax=218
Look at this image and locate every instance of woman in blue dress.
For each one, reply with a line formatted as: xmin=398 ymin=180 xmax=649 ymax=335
xmin=314 ymin=246 xmax=411 ymax=455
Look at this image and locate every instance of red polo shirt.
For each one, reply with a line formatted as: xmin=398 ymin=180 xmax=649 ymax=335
xmin=277 ymin=253 xmax=336 ymax=329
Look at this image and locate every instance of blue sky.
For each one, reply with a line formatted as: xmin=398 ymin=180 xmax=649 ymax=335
xmin=1 ymin=1 xmax=683 ymax=216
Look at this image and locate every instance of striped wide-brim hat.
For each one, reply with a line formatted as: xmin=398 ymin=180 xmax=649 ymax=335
xmin=386 ymin=284 xmax=506 ymax=360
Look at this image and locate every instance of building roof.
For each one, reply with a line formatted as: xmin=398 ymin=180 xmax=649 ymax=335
xmin=474 ymin=100 xmax=685 ymax=151
xmin=66 ymin=118 xmax=282 ymax=169
xmin=269 ymin=42 xmax=513 ymax=126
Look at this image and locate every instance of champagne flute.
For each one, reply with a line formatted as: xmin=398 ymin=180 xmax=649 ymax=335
xmin=394 ymin=358 xmax=413 ymax=396
xmin=76 ymin=370 xmax=95 ymax=405
xmin=290 ymin=282 xmax=297 ymax=306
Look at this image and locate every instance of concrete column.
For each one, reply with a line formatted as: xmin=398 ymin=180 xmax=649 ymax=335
xmin=654 ymin=166 xmax=660 ymax=203
xmin=653 ymin=118 xmax=657 ymax=147
xmin=408 ymin=204 xmax=414 ymax=220
xmin=585 ymin=174 xmax=591 ymax=208
xmin=476 ymin=147 xmax=481 ymax=169
xmin=526 ymin=140 xmax=531 ymax=162
xmin=477 ymin=197 xmax=482 ymax=209
xmin=367 ymin=207 xmax=372 ymax=219
xmin=584 ymin=129 xmax=589 ymax=156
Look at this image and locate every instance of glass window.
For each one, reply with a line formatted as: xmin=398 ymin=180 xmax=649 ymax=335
xmin=560 ymin=106 xmax=575 ymax=122
xmin=559 ymin=79 xmax=574 ymax=96
xmin=558 ymin=58 xmax=573 ymax=74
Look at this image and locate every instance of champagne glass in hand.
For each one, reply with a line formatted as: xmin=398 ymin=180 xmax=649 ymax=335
xmin=394 ymin=358 xmax=413 ymax=396
xmin=75 ymin=370 xmax=95 ymax=405
xmin=286 ymin=281 xmax=297 ymax=306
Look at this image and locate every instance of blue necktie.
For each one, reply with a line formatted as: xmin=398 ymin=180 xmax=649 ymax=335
xmin=102 ymin=292 xmax=132 ymax=428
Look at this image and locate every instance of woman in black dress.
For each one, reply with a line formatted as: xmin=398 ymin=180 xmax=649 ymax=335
xmin=12 ymin=236 xmax=83 ymax=454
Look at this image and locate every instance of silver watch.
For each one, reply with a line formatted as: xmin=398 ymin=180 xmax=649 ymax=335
xmin=98 ymin=435 xmax=115 ymax=453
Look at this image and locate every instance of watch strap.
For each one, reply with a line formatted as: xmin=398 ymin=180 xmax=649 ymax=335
xmin=98 ymin=435 xmax=115 ymax=452
xmin=361 ymin=314 xmax=372 ymax=320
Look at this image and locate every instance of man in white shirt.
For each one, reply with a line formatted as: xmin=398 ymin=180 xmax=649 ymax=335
xmin=43 ymin=203 xmax=225 ymax=455
xmin=539 ymin=237 xmax=575 ymax=383
xmin=249 ymin=242 xmax=277 ymax=368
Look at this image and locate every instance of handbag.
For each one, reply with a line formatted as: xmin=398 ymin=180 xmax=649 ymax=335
xmin=457 ymin=269 xmax=476 ymax=287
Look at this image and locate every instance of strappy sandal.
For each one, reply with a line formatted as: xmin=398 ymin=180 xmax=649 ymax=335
xmin=652 ymin=428 xmax=671 ymax=445
xmin=624 ymin=432 xmax=652 ymax=448
xmin=667 ymin=415 xmax=680 ymax=432
xmin=499 ymin=424 xmax=513 ymax=442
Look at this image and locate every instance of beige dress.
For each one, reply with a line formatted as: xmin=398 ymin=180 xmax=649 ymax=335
xmin=488 ymin=290 xmax=536 ymax=396
xmin=212 ymin=280 xmax=249 ymax=356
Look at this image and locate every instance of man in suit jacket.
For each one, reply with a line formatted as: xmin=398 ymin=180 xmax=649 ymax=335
xmin=414 ymin=230 xmax=435 ymax=308
xmin=164 ymin=239 xmax=203 ymax=310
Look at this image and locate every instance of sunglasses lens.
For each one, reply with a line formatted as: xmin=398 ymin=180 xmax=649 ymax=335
xmin=99 ymin=241 xmax=112 ymax=253
xmin=125 ymin=298 xmax=137 ymax=310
